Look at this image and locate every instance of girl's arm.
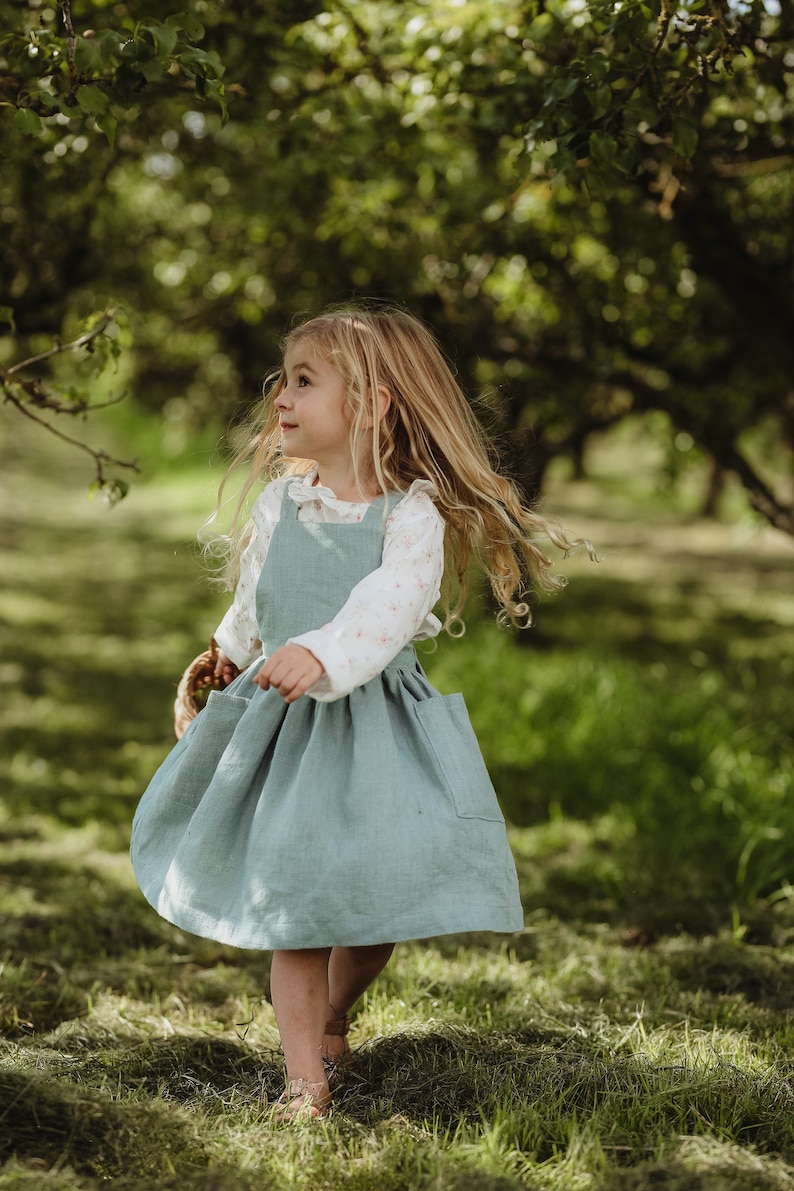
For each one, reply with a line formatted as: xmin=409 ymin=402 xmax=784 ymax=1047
xmin=213 ymin=479 xmax=285 ymax=668
xmin=288 ymin=488 xmax=444 ymax=701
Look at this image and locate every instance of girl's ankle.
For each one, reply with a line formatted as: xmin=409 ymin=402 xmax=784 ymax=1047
xmin=322 ymin=1012 xmax=351 ymax=1064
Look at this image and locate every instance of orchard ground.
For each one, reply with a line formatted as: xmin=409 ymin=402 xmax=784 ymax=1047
xmin=1 ymin=408 xmax=792 ymax=1190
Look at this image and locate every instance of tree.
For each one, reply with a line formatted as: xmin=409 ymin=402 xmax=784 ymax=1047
xmin=1 ymin=1 xmax=791 ymax=529
xmin=0 ymin=0 xmax=230 ymax=496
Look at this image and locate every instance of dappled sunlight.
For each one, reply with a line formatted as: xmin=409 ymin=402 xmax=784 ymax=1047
xmin=2 ymin=416 xmax=793 ymax=1187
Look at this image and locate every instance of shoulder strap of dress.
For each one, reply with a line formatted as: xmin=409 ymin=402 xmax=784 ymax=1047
xmin=363 ymin=491 xmax=400 ymax=522
xmin=280 ymin=480 xmax=302 ymax=521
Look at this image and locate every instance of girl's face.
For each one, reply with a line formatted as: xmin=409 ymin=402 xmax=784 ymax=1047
xmin=276 ymin=343 xmax=352 ymax=472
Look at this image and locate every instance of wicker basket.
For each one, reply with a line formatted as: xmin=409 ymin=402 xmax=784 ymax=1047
xmin=173 ymin=638 xmax=228 ymax=740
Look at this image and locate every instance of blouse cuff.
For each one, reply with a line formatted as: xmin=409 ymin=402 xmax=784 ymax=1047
xmin=213 ymin=624 xmax=261 ymax=671
xmin=287 ymin=630 xmax=353 ymax=703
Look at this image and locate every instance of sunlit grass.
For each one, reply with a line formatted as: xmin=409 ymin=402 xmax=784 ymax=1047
xmin=1 ymin=409 xmax=793 ymax=1188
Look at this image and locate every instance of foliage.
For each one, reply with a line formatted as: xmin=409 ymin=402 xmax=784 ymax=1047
xmin=2 ymin=2 xmax=226 ymax=143
xmin=0 ymin=309 xmax=137 ymax=501
xmin=1 ymin=1 xmax=792 ymax=529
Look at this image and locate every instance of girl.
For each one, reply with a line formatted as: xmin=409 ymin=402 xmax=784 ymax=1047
xmin=131 ymin=304 xmax=590 ymax=1121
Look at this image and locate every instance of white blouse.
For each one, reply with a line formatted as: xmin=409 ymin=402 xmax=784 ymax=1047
xmin=214 ymin=472 xmax=445 ymax=702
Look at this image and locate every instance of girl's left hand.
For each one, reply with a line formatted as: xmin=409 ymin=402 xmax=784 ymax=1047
xmin=254 ymin=644 xmax=324 ymax=703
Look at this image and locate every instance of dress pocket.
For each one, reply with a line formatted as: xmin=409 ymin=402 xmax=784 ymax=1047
xmin=414 ymin=693 xmax=505 ymax=822
xmin=170 ymin=690 xmax=251 ymax=809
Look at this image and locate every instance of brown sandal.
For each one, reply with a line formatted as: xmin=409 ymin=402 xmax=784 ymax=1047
xmin=274 ymin=1078 xmax=331 ymax=1123
xmin=322 ymin=1013 xmax=351 ymax=1078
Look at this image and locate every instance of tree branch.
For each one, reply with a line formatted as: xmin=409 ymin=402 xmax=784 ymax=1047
xmin=3 ymin=387 xmax=139 ymax=491
xmin=5 ymin=312 xmax=113 ymax=378
xmin=57 ymin=0 xmax=77 ymax=91
xmin=606 ymin=369 xmax=794 ymax=536
xmin=709 ymin=441 xmax=794 ymax=536
xmin=1 ymin=313 xmax=140 ymax=499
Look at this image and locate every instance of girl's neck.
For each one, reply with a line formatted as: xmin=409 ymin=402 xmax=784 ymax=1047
xmin=313 ymin=465 xmax=381 ymax=504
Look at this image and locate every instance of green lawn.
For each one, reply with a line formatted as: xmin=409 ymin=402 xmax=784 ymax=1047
xmin=1 ymin=408 xmax=793 ymax=1190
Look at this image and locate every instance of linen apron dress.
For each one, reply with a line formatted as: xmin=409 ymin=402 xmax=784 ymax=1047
xmin=131 ymin=486 xmax=524 ymax=949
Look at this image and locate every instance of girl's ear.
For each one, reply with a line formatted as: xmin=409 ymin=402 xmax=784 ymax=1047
xmin=376 ymin=384 xmax=392 ymax=422
xmin=365 ymin=385 xmax=392 ymax=428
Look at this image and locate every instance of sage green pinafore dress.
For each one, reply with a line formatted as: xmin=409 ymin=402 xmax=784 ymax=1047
xmin=131 ymin=486 xmax=524 ymax=949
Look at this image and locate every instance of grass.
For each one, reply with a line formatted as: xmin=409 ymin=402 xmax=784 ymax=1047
xmin=1 ymin=406 xmax=793 ymax=1189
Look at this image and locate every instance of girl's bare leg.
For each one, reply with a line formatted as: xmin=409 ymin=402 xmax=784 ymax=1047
xmin=270 ymin=947 xmax=332 ymax=1113
xmin=323 ymin=942 xmax=395 ymax=1061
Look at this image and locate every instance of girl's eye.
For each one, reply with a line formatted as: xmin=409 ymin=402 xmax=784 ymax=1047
xmin=297 ymin=374 xmax=310 ymax=388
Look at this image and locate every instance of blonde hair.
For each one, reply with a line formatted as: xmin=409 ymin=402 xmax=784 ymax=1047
xmin=212 ymin=303 xmax=594 ymax=630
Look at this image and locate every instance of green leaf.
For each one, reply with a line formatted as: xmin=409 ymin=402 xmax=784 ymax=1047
xmin=104 ymin=478 xmax=130 ymax=505
xmin=625 ymin=96 xmax=661 ymax=128
xmin=121 ymin=37 xmax=154 ymax=63
xmin=142 ymin=22 xmax=179 ymax=58
xmin=96 ymin=112 xmax=118 ymax=148
xmin=0 ymin=306 xmax=16 ymax=331
xmin=139 ymin=57 xmax=165 ymax=81
xmin=588 ymin=84 xmax=612 ymax=118
xmin=14 ymin=108 xmax=43 ymax=136
xmin=672 ymin=118 xmax=698 ymax=158
xmin=527 ymin=13 xmax=555 ymax=41
xmin=589 ymin=130 xmax=617 ymax=163
xmin=108 ymin=64 xmax=142 ymax=106
xmin=613 ymin=142 xmax=641 ymax=175
xmin=584 ymin=53 xmax=610 ymax=83
xmin=549 ymin=146 xmax=576 ymax=176
xmin=75 ymin=30 xmax=123 ymax=73
xmin=204 ymin=77 xmax=228 ymax=123
xmin=166 ymin=13 xmax=205 ymax=41
xmin=76 ymin=84 xmax=109 ymax=115
xmin=550 ymin=75 xmax=580 ymax=101
xmin=178 ymin=47 xmax=225 ymax=79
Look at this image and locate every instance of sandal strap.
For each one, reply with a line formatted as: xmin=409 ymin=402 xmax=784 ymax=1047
xmin=276 ymin=1078 xmax=330 ymax=1120
xmin=324 ymin=1015 xmax=350 ymax=1037
xmin=282 ymin=1078 xmax=326 ymax=1100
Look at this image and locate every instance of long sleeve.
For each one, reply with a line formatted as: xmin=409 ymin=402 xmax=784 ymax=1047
xmin=290 ymin=488 xmax=444 ymax=702
xmin=213 ymin=476 xmax=444 ymax=693
xmin=213 ymin=481 xmax=284 ymax=668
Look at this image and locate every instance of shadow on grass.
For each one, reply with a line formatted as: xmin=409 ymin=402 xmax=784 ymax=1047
xmin=664 ymin=937 xmax=794 ymax=1010
xmin=1 ymin=506 xmax=226 ymax=827
xmin=4 ymin=1020 xmax=794 ymax=1186
xmin=0 ymin=855 xmax=175 ymax=958
xmin=0 ymin=1068 xmax=209 ymax=1181
xmin=602 ymin=1139 xmax=794 ymax=1191
xmin=0 ymin=849 xmax=270 ymax=1037
xmin=335 ymin=1027 xmax=794 ymax=1160
xmin=64 ymin=1035 xmax=283 ymax=1105
xmin=8 ymin=1022 xmax=794 ymax=1182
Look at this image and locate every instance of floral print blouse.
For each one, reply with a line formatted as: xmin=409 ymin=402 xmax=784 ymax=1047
xmin=214 ymin=472 xmax=444 ymax=702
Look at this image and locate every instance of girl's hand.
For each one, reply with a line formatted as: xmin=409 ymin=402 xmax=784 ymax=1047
xmin=254 ymin=644 xmax=324 ymax=703
xmin=214 ymin=649 xmax=241 ymax=686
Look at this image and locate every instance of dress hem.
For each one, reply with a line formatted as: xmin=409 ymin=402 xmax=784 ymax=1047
xmin=145 ymin=889 xmax=525 ymax=951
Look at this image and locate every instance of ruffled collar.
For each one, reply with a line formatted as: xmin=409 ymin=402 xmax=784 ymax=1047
xmin=286 ymin=470 xmax=436 ymax=510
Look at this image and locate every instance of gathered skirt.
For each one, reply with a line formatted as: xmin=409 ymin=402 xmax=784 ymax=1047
xmin=131 ymin=659 xmax=524 ymax=950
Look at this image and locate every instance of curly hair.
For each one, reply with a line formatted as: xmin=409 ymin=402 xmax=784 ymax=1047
xmin=208 ymin=303 xmax=595 ymax=630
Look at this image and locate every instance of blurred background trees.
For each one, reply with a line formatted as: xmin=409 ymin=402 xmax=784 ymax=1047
xmin=1 ymin=0 xmax=791 ymax=526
